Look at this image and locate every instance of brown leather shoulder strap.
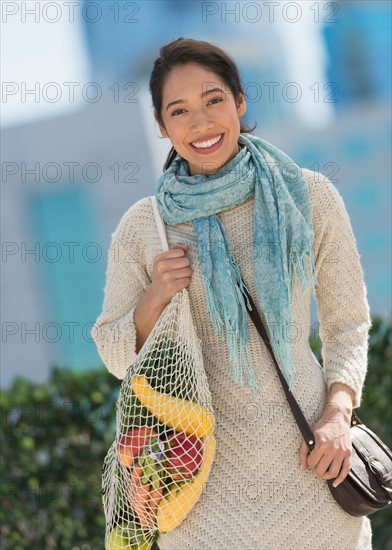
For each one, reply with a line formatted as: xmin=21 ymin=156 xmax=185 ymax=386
xmin=240 ymin=281 xmax=316 ymax=450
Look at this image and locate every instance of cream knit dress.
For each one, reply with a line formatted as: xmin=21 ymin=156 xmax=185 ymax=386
xmin=92 ymin=169 xmax=373 ymax=550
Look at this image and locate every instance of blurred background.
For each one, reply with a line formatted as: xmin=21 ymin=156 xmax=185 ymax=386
xmin=1 ymin=1 xmax=391 ymax=548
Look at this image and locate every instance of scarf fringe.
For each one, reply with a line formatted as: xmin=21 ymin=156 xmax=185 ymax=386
xmin=204 ymin=278 xmax=226 ymax=342
xmin=232 ymin=259 xmax=259 ymax=395
xmin=205 ymin=271 xmax=259 ymax=396
xmin=290 ymin=247 xmax=319 ymax=307
xmin=227 ymin=317 xmax=260 ymax=396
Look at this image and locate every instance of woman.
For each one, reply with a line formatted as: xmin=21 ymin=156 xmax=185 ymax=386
xmin=92 ymin=38 xmax=373 ymax=549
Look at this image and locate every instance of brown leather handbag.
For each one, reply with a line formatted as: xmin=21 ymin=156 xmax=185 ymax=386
xmin=239 ymin=278 xmax=392 ymax=517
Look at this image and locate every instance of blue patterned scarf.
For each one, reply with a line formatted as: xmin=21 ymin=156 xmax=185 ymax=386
xmin=155 ymin=133 xmax=318 ymax=396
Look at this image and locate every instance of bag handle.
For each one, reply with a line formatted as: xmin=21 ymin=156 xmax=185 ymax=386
xmin=150 ymin=196 xmax=190 ymax=309
xmin=151 ymin=196 xmax=169 ymax=252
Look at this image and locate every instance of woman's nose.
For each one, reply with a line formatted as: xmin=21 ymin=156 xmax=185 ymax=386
xmin=190 ymin=108 xmax=213 ymax=133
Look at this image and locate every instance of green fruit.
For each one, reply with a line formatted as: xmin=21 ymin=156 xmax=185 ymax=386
xmin=106 ymin=526 xmax=130 ymax=549
xmin=106 ymin=523 xmax=152 ymax=550
xmin=131 ymin=542 xmax=151 ymax=550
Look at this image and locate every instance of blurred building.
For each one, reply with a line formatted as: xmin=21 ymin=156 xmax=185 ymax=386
xmin=323 ymin=0 xmax=391 ymax=107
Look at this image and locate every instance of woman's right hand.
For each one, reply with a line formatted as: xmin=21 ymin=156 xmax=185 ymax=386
xmin=150 ymin=244 xmax=193 ymax=308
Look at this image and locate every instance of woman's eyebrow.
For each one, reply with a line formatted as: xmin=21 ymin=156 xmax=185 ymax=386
xmin=165 ymin=87 xmax=224 ymax=111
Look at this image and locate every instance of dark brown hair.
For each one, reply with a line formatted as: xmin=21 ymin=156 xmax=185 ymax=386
xmin=149 ymin=37 xmax=257 ymax=171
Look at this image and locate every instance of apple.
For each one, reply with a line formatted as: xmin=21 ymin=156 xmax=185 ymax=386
xmin=165 ymin=432 xmax=203 ymax=479
xmin=118 ymin=427 xmax=159 ymax=468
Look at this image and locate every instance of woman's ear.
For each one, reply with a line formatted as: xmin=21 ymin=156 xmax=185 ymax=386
xmin=154 ymin=112 xmax=169 ymax=138
xmin=236 ymin=93 xmax=246 ymax=117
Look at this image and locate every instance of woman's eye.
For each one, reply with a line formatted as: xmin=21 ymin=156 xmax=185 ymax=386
xmin=171 ymin=109 xmax=185 ymax=117
xmin=208 ymin=96 xmax=223 ymax=105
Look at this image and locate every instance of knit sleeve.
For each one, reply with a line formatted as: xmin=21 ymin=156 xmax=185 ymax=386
xmin=91 ymin=203 xmax=151 ymax=380
xmin=303 ymin=168 xmax=372 ymax=409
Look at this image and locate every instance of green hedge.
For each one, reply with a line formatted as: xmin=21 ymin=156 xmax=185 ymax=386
xmin=1 ymin=316 xmax=391 ymax=549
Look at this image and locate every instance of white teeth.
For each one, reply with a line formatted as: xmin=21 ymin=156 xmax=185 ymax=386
xmin=191 ymin=134 xmax=222 ymax=149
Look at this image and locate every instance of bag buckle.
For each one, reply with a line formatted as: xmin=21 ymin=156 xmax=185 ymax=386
xmin=367 ymin=455 xmax=383 ymax=476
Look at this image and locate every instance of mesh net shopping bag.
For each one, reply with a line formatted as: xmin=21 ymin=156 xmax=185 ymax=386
xmin=102 ymin=197 xmax=216 ymax=550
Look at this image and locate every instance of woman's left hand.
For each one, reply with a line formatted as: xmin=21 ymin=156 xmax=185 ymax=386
xmin=298 ymin=401 xmax=352 ymax=488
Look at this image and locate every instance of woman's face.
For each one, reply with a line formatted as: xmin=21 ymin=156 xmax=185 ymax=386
xmin=156 ymin=63 xmax=246 ymax=176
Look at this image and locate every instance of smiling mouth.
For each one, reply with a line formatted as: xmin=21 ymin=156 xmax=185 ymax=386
xmin=190 ymin=133 xmax=223 ymax=149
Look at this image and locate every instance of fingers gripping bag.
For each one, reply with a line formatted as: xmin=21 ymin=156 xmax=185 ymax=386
xmin=102 ymin=196 xmax=216 ymax=550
